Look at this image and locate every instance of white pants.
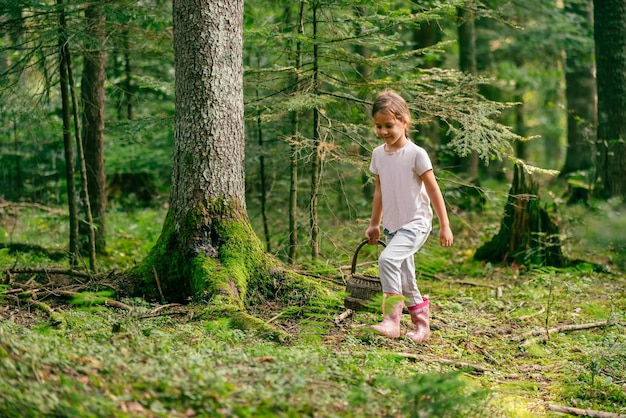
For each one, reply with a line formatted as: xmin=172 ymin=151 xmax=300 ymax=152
xmin=379 ymin=226 xmax=430 ymax=307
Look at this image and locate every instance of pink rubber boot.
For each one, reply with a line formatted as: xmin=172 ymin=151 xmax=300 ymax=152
xmin=406 ymin=298 xmax=430 ymax=344
xmin=370 ymin=293 xmax=403 ymax=338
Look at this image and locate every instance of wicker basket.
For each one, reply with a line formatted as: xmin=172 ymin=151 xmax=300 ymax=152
xmin=344 ymin=239 xmax=386 ymax=312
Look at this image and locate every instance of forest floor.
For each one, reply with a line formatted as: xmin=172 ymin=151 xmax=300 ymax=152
xmin=0 ymin=193 xmax=625 ymax=417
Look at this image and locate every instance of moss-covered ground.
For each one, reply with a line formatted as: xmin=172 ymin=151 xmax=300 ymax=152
xmin=0 ymin=195 xmax=624 ymax=417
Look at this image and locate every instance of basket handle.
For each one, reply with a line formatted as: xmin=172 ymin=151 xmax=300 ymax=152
xmin=351 ymin=238 xmax=386 ymax=275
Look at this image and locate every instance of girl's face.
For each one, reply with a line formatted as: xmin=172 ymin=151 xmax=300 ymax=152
xmin=373 ymin=111 xmax=407 ymax=149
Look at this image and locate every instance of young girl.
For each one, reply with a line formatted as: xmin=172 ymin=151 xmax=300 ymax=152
xmin=365 ymin=89 xmax=453 ymax=343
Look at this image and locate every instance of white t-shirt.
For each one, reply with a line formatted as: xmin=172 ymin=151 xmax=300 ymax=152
xmin=370 ymin=140 xmax=433 ymax=234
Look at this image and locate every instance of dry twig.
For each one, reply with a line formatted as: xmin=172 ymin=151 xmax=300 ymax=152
xmin=334 ymin=309 xmax=353 ymax=325
xmin=516 ymin=321 xmax=618 ymax=346
xmin=397 ymin=352 xmax=493 ymax=374
xmin=547 ymin=404 xmax=626 ymax=418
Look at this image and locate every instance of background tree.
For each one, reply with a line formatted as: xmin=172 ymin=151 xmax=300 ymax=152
xmin=593 ymin=0 xmax=626 ymax=199
xmin=456 ymin=0 xmax=479 ymax=179
xmin=561 ymin=0 xmax=596 ymax=205
xmin=80 ymin=1 xmax=107 ymax=254
xmin=57 ymin=0 xmax=79 ymax=267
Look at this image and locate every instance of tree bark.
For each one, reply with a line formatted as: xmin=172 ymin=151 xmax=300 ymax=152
xmin=121 ymin=0 xmax=266 ymax=311
xmin=81 ymin=2 xmax=107 ymax=254
xmin=68 ymin=43 xmax=97 ymax=271
xmin=310 ymin=2 xmax=321 ymax=260
xmin=412 ymin=9 xmax=442 ymax=161
xmin=57 ymin=0 xmax=79 ymax=268
xmin=289 ymin=0 xmax=305 ymax=264
xmin=119 ymin=2 xmax=336 ymax=342
xmin=562 ymin=0 xmax=596 ymax=204
xmin=593 ymin=0 xmax=626 ymax=199
xmin=474 ymin=164 xmax=564 ymax=267
xmin=457 ymin=1 xmax=479 ymax=179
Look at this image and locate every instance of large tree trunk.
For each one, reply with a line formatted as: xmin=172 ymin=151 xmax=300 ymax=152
xmin=81 ymin=2 xmax=107 ymax=254
xmin=561 ymin=0 xmax=596 ymax=205
xmin=593 ymin=0 xmax=626 ymax=199
xmin=122 ymin=0 xmax=319 ymax=330
xmin=155 ymin=0 xmax=250 ymax=303
xmin=119 ymin=1 xmax=340 ymax=342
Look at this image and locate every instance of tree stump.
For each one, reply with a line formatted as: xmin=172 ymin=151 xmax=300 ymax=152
xmin=474 ymin=164 xmax=564 ymax=267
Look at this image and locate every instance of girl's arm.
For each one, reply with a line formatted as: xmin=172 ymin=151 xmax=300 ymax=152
xmin=421 ymin=169 xmax=454 ymax=247
xmin=366 ymin=175 xmax=383 ymax=244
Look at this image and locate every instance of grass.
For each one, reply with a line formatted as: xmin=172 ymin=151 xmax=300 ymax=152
xmin=1 ymin=195 xmax=625 ymax=417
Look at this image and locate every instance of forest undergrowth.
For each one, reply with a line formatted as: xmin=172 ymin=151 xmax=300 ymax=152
xmin=0 ymin=189 xmax=625 ymax=418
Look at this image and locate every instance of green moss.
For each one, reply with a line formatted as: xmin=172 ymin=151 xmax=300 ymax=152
xmin=229 ymin=311 xmax=289 ymax=343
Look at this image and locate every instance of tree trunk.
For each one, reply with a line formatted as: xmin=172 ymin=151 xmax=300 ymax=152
xmin=120 ymin=0 xmax=258 ymax=308
xmin=354 ymin=6 xmax=374 ymax=206
xmin=255 ymin=96 xmax=271 ymax=253
xmin=289 ymin=0 xmax=305 ymax=264
xmin=68 ymin=45 xmax=97 ymax=271
xmin=57 ymin=0 xmax=79 ymax=267
xmin=310 ymin=2 xmax=321 ymax=260
xmin=593 ymin=0 xmax=626 ymax=199
xmin=457 ymin=1 xmax=479 ymax=179
xmin=561 ymin=0 xmax=596 ymax=205
xmin=121 ymin=1 xmax=335 ymax=341
xmin=81 ymin=2 xmax=107 ymax=254
xmin=474 ymin=164 xmax=564 ymax=267
xmin=412 ymin=10 xmax=441 ymax=160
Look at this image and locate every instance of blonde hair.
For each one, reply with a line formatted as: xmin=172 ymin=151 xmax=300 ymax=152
xmin=371 ymin=89 xmax=412 ymax=136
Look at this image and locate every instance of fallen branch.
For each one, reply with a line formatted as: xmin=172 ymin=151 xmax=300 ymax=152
xmin=396 ymin=352 xmax=493 ymax=374
xmin=4 ymin=267 xmax=95 ymax=281
xmin=152 ymin=267 xmax=165 ymax=302
xmin=31 ymin=300 xmax=64 ymax=326
xmin=334 ymin=309 xmax=353 ymax=325
xmin=434 ymin=275 xmax=504 ymax=297
xmin=448 ymin=279 xmax=500 ymax=290
xmin=0 ymin=201 xmax=67 ymax=216
xmin=151 ymin=303 xmax=183 ymax=314
xmin=516 ymin=321 xmax=618 ymax=346
xmin=547 ymin=404 xmax=626 ymax=418
xmin=516 ymin=307 xmax=545 ymax=320
xmin=105 ymin=300 xmax=133 ymax=311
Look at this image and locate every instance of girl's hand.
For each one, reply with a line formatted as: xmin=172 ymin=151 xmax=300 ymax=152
xmin=366 ymin=226 xmax=380 ymax=245
xmin=439 ymin=225 xmax=453 ymax=248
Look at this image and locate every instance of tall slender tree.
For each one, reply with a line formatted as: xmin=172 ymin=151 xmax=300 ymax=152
xmin=561 ymin=0 xmax=596 ymax=204
xmin=81 ymin=1 xmax=107 ymax=254
xmin=57 ymin=0 xmax=79 ymax=267
xmin=457 ymin=0 xmax=479 ymax=179
xmin=593 ymin=0 xmax=626 ymax=199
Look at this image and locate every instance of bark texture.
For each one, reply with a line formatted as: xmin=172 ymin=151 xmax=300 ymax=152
xmin=122 ymin=2 xmax=339 ymax=340
xmin=474 ymin=164 xmax=564 ymax=267
xmin=172 ymin=0 xmax=245 ymax=221
xmin=81 ymin=2 xmax=107 ymax=253
xmin=128 ymin=0 xmax=266 ymax=306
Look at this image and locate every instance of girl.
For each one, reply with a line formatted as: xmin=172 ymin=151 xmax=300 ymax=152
xmin=365 ymin=89 xmax=453 ymax=343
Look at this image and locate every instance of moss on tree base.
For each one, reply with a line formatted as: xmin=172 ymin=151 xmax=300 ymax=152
xmin=474 ymin=164 xmax=564 ymax=267
xmin=123 ymin=199 xmax=340 ymax=340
